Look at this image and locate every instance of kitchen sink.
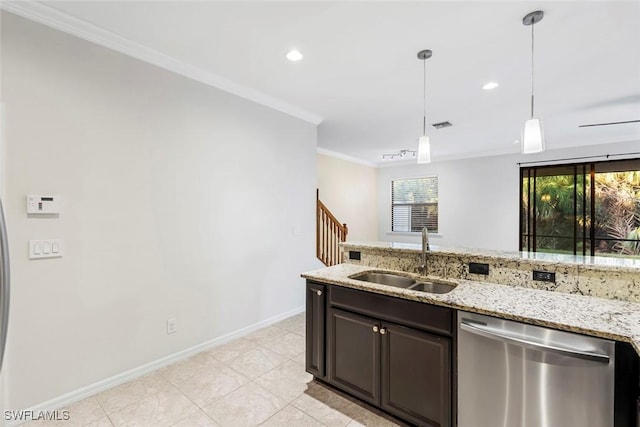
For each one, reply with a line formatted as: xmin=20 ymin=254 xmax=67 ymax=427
xmin=349 ymin=272 xmax=416 ymax=288
xmin=409 ymin=281 xmax=456 ymax=294
xmin=349 ymin=271 xmax=457 ymax=294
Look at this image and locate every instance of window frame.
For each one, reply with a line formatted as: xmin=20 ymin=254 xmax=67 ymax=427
xmin=391 ymin=175 xmax=439 ymax=234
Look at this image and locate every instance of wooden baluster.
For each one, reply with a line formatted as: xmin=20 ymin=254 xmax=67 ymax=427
xmin=320 ymin=210 xmax=324 ymax=264
xmin=324 ymin=214 xmax=328 ymax=266
xmin=336 ymin=224 xmax=339 ymax=264
xmin=324 ymin=211 xmax=328 ymax=265
xmin=332 ymin=222 xmax=336 ymax=265
xmin=330 ymin=220 xmax=334 ymax=265
xmin=321 ymin=211 xmax=326 ymax=264
xmin=316 ymin=201 xmax=321 ymax=261
xmin=328 ymin=219 xmax=331 ymax=266
xmin=333 ymin=222 xmax=340 ymax=265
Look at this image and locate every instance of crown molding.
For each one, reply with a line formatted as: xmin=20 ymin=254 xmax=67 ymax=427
xmin=0 ymin=1 xmax=324 ymax=125
xmin=316 ymin=147 xmax=378 ymax=168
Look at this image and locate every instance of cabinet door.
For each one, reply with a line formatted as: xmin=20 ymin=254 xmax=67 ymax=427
xmin=381 ymin=323 xmax=451 ymax=427
xmin=328 ymin=308 xmax=380 ymax=405
xmin=305 ymin=282 xmax=326 ymax=378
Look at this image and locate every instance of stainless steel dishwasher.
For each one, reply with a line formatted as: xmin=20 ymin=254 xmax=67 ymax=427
xmin=458 ymin=311 xmax=615 ymax=427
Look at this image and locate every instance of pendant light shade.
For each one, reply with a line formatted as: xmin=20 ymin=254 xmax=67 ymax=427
xmin=522 ymin=11 xmax=545 ymax=154
xmin=418 ymin=135 xmax=431 ymax=163
xmin=417 ymin=49 xmax=432 ymax=164
xmin=522 ymin=118 xmax=544 ymax=153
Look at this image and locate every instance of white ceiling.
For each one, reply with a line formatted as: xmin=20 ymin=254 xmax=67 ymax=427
xmin=6 ymin=1 xmax=640 ymax=165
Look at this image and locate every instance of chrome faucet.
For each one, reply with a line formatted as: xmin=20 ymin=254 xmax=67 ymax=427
xmin=418 ymin=227 xmax=430 ymax=275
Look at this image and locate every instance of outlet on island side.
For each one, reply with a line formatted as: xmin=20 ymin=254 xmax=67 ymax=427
xmin=469 ymin=262 xmax=489 ymax=275
xmin=167 ymin=318 xmax=177 ymax=335
xmin=533 ymin=270 xmax=556 ymax=283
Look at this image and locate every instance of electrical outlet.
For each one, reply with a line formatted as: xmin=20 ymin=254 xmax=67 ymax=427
xmin=533 ymin=270 xmax=556 ymax=283
xmin=469 ymin=262 xmax=489 ymax=275
xmin=167 ymin=318 xmax=177 ymax=335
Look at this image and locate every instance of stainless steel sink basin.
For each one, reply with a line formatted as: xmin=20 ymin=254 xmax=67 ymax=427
xmin=409 ymin=281 xmax=456 ymax=294
xmin=349 ymin=272 xmax=416 ymax=288
xmin=349 ymin=271 xmax=457 ymax=294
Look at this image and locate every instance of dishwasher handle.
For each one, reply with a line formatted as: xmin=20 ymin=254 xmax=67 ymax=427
xmin=460 ymin=320 xmax=610 ymax=364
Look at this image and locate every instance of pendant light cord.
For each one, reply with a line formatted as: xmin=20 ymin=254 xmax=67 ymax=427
xmin=530 ymin=21 xmax=535 ymax=119
xmin=423 ymin=56 xmax=427 ymax=135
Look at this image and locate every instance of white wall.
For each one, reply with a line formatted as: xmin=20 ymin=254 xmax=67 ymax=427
xmin=0 ymin=12 xmax=317 ymax=410
xmin=317 ymin=152 xmax=377 ymax=241
xmin=377 ymin=141 xmax=640 ymax=251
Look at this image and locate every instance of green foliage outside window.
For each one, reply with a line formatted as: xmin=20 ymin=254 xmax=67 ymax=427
xmin=520 ymin=161 xmax=640 ymax=257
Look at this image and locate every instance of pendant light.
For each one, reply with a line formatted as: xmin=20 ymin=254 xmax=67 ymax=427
xmin=522 ymin=11 xmax=545 ymax=154
xmin=417 ymin=49 xmax=432 ymax=164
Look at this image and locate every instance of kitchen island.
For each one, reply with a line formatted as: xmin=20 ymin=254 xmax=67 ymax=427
xmin=302 ymin=262 xmax=640 ymax=355
xmin=302 ymin=243 xmax=640 ymax=426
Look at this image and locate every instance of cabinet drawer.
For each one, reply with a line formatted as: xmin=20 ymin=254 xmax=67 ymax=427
xmin=329 ymin=285 xmax=452 ymax=336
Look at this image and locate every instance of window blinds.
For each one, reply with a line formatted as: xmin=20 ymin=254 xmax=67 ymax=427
xmin=392 ymin=177 xmax=439 ymax=233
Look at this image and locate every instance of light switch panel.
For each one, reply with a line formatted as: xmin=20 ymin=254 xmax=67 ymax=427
xmin=30 ymin=239 xmax=63 ymax=259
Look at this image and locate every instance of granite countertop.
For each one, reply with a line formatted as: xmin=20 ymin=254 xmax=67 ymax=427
xmin=342 ymin=241 xmax=640 ymax=271
xmin=301 ymin=263 xmax=640 ymax=356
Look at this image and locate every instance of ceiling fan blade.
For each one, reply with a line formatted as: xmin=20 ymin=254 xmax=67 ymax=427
xmin=579 ymin=119 xmax=640 ymax=128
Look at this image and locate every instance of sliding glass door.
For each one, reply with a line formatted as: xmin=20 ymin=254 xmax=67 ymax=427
xmin=520 ymin=159 xmax=640 ymax=257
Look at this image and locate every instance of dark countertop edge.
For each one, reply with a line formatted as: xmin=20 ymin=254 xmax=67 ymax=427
xmin=301 ymin=267 xmax=640 ymax=357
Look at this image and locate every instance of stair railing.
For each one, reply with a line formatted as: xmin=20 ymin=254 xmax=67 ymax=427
xmin=316 ymin=190 xmax=348 ymax=266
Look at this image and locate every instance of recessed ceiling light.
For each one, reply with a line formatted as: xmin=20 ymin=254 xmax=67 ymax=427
xmin=286 ymin=49 xmax=303 ymax=62
xmin=482 ymin=81 xmax=499 ymax=90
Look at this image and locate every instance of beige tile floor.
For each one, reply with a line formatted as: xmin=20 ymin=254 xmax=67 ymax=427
xmin=24 ymin=313 xmax=406 ymax=427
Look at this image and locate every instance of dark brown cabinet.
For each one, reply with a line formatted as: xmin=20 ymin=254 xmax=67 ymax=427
xmin=305 ymin=282 xmax=326 ymax=379
xmin=328 ymin=308 xmax=380 ymax=405
xmin=381 ymin=323 xmax=451 ymax=427
xmin=307 ymin=280 xmax=454 ymax=427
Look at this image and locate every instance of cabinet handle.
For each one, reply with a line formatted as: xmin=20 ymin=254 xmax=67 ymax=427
xmin=372 ymin=326 xmax=379 ymax=333
xmin=316 ymin=290 xmax=322 ymax=296
xmin=380 ymin=328 xmax=386 ymax=335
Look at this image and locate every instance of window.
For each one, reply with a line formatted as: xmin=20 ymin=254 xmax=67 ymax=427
xmin=392 ymin=177 xmax=438 ymax=233
xmin=520 ymin=159 xmax=640 ymax=257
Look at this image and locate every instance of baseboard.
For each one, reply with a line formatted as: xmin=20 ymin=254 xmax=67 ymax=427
xmin=7 ymin=305 xmax=305 ymax=426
